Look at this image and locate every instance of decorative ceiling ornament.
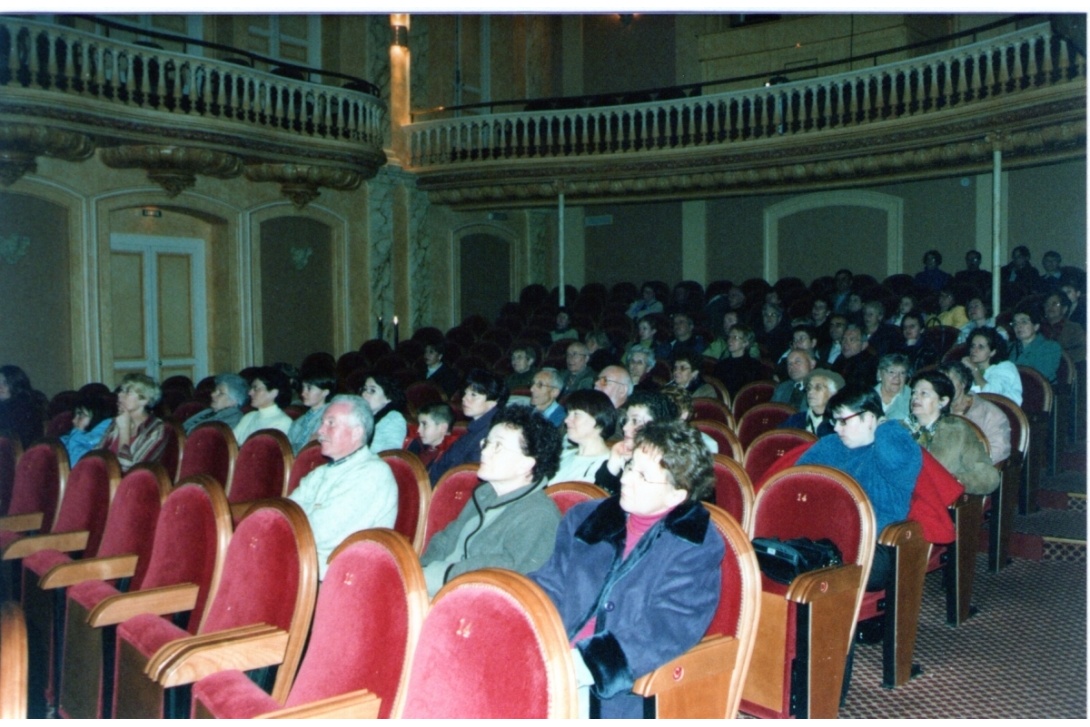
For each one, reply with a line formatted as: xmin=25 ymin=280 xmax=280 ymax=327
xmin=243 ymin=162 xmax=363 ymax=208
xmin=0 ymin=234 xmax=30 ymax=265
xmin=99 ymin=145 xmax=243 ymax=196
xmin=0 ymin=123 xmax=95 ymax=186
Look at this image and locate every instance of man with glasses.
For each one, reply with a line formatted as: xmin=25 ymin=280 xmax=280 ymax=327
xmin=562 ymin=341 xmax=596 ymax=396
xmin=420 ymin=405 xmax=563 ymax=597
xmin=531 ymin=367 xmax=566 ymax=427
xmin=594 ymin=365 xmax=633 ymax=409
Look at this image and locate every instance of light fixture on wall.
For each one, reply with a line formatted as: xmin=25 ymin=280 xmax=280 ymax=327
xmin=391 ymin=14 xmax=409 ymax=48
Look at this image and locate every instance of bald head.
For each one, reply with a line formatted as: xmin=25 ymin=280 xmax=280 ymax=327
xmin=595 ymin=365 xmax=633 ymax=408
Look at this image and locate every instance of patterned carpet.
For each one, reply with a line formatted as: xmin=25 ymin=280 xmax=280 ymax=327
xmin=840 ymin=555 xmax=1087 ymax=718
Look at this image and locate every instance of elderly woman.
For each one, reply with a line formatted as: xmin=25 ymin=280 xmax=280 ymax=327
xmin=182 ymin=373 xmax=248 ymax=433
xmin=60 ymin=391 xmax=115 ymax=464
xmin=903 ymin=371 xmax=1000 ymax=495
xmin=624 ymin=344 xmax=660 ymax=393
xmin=938 ymin=361 xmax=1011 ymax=465
xmin=360 ymin=374 xmax=409 ymax=453
xmin=957 ymin=296 xmax=1007 ymax=344
xmin=1041 ymin=291 xmax=1086 ymax=364
xmin=233 ymin=366 xmax=294 ymax=443
xmin=962 ymin=328 xmax=1023 ymax=405
xmin=782 ymin=368 xmax=844 ymax=436
xmin=99 ymin=373 xmax=168 ymax=473
xmin=531 ymin=420 xmax=724 ymax=719
xmin=595 ymin=390 xmax=678 ymax=496
xmin=506 ymin=343 xmax=540 ymax=391
xmin=874 ymin=353 xmax=912 ymax=421
xmin=0 ymin=365 xmax=42 ymax=448
xmin=712 ymin=324 xmax=765 ymax=399
xmin=287 ymin=372 xmax=334 ymax=454
xmin=663 ymin=351 xmax=717 ymax=400
xmin=550 ymin=390 xmax=617 ymax=484
xmin=1009 ymin=306 xmax=1062 ymax=384
xmin=625 ymin=282 xmax=664 ymax=320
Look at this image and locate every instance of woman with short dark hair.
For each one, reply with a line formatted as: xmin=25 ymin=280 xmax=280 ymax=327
xmin=360 ymin=374 xmax=408 ymax=453
xmin=550 ymin=389 xmax=616 ymax=485
xmin=427 ymin=368 xmax=509 ymax=483
xmin=232 ymin=366 xmax=293 ymax=443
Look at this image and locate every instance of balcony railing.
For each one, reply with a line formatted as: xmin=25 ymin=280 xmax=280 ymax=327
xmin=0 ymin=16 xmax=385 ymax=148
xmin=406 ymin=23 xmax=1082 ymax=169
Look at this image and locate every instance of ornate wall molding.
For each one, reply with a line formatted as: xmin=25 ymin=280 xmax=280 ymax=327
xmin=0 ymin=123 xmax=95 ymax=185
xmin=100 ymin=145 xmax=243 ymax=196
xmin=243 ymin=163 xmax=362 ymax=208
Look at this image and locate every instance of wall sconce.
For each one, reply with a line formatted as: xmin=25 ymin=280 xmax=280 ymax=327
xmin=391 ymin=14 xmax=409 ymax=48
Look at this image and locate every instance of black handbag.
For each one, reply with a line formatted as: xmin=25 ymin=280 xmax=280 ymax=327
xmin=751 ymin=536 xmax=843 ymax=585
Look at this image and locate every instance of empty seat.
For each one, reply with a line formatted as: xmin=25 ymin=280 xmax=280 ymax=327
xmin=176 ymin=421 xmax=237 ymax=488
xmin=743 ymin=428 xmax=816 ymax=486
xmin=736 ymin=403 xmax=796 ymax=451
xmin=421 ymin=463 xmax=480 ymax=553
xmin=380 ymin=450 xmax=432 ymax=552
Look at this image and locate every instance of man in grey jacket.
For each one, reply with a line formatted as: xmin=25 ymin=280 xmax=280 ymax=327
xmin=421 ymin=404 xmax=563 ymax=596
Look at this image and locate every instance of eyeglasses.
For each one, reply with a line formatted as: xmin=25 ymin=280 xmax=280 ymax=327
xmin=831 ymin=410 xmax=865 ymax=427
xmin=596 ymin=376 xmax=624 ymax=387
xmin=531 ymin=381 xmax=558 ymax=389
xmin=623 ymin=460 xmax=673 ymax=487
xmin=566 ymin=352 xmax=588 ymax=359
xmin=480 ymin=438 xmax=519 ymax=455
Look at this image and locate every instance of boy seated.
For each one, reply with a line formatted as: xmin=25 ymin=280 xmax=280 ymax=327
xmin=406 ymin=402 xmax=458 ymax=468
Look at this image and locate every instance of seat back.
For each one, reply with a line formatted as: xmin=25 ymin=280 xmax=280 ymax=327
xmin=421 ymin=464 xmax=480 ymax=553
xmin=7 ymin=440 xmax=68 ymax=530
xmin=700 ymin=374 xmax=732 ymax=409
xmin=1017 ymin=365 xmax=1053 ymax=415
xmin=711 ymin=455 xmax=754 ymax=532
xmin=176 ymin=422 xmax=237 ymax=488
xmin=731 ymin=380 xmax=775 ymax=421
xmin=47 ymin=450 xmax=122 ymax=557
xmin=736 ymin=403 xmax=796 ymax=451
xmin=0 ymin=436 xmax=21 ymax=515
xmin=0 ymin=601 xmax=27 ymax=719
xmin=286 ymin=442 xmax=328 ymax=495
xmin=405 ymin=381 xmax=448 ymax=419
xmin=380 ymin=450 xmax=432 ymax=553
xmin=45 ymin=411 xmax=73 ymax=438
xmin=227 ymin=430 xmax=293 ymax=503
xmin=279 ymin=529 xmax=427 ymax=716
xmin=139 ymin=476 xmax=233 ymax=633
xmin=170 ymin=401 xmax=207 ymax=426
xmin=978 ymin=394 xmax=1029 ymax=460
xmin=743 ymin=429 xmax=816 ymax=489
xmin=197 ymin=499 xmax=317 ymax=704
xmin=545 ymin=482 xmax=608 ymax=515
xmin=693 ymin=420 xmax=744 ymax=461
xmin=396 ymin=569 xmax=576 ymax=718
xmin=159 ymin=420 xmax=184 ymax=482
xmin=94 ymin=463 xmax=173 ymax=589
xmin=691 ymin=398 xmax=735 ymax=429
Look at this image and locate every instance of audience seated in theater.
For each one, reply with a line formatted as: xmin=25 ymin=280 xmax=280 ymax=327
xmin=1009 ymin=306 xmax=1062 ymax=385
xmin=1040 ymin=291 xmax=1086 ymax=364
xmin=953 ymin=249 xmax=992 ymax=298
xmin=628 ymin=315 xmax=673 ymax=363
xmin=874 ymin=353 xmax=912 ymax=422
xmin=428 ymin=368 xmax=508 ymax=483
xmin=667 ymin=280 xmax=705 ymax=319
xmin=0 ymin=364 xmax=42 ymax=448
xmin=772 ymin=349 xmax=816 ymax=411
xmin=361 ymin=374 xmax=409 ymax=453
xmin=182 ymin=372 xmax=248 ymax=434
xmin=781 ymin=368 xmax=842 ymax=437
xmin=902 ymin=370 xmax=1000 ymax=495
xmin=667 ymin=312 xmax=706 ymax=359
xmin=894 ymin=311 xmax=940 ymax=372
xmin=552 ymin=308 xmax=580 ymax=342
xmin=287 ymin=372 xmax=333 ymax=454
xmin=586 ymin=330 xmax=621 ymax=373
xmin=914 ymin=248 xmax=952 ymax=293
xmin=862 ymin=300 xmax=902 ymax=357
xmin=660 ymin=386 xmax=718 ymax=454
xmin=99 ymin=372 xmax=169 ymax=473
xmin=939 ymin=361 xmax=1011 ymax=464
xmin=422 ymin=342 xmax=462 ymax=398
xmin=59 ymin=391 xmax=115 ymax=464
xmin=755 ymin=302 xmax=792 ymax=358
xmin=594 ymin=391 xmax=678 ymax=496
xmin=808 ymin=296 xmax=833 ymax=344
xmin=421 ymin=404 xmax=562 ymax=596
xmin=506 ymin=343 xmax=540 ymax=391
xmin=962 ymin=327 xmax=1023 ymax=405
xmin=831 ymin=268 xmax=855 ymax=315
xmin=1037 ymin=250 xmax=1064 ymax=295
xmin=886 ymin=293 xmax=918 ymax=327
xmin=702 ymin=309 xmax=741 ymax=360
xmin=407 ymin=402 xmax=458 ymax=468
xmin=932 ymin=283 xmax=970 ymax=329
xmin=701 ymin=281 xmax=733 ymax=335
xmin=289 ymin=394 xmax=397 ymax=580
xmin=531 ymin=420 xmax=724 ymax=719
xmin=1060 ymin=272 xmax=1085 ymax=329
xmin=831 ymin=324 xmax=878 ymax=390
xmin=625 ymin=281 xmax=664 ymax=320
xmin=594 ymin=365 xmax=633 ymax=409
xmin=272 ymin=361 xmax=304 ymax=406
xmin=562 ymin=341 xmax=597 ymax=396
xmin=957 ymin=296 xmax=1008 ymax=344
xmin=664 ymin=351 xmax=717 ymax=400
xmin=531 ymin=367 xmax=567 ymax=427
xmin=233 ymin=366 xmax=294 ymax=443
xmin=818 ymin=314 xmax=849 ymax=365
xmin=624 ymin=345 xmax=661 ymax=393
xmin=844 ymin=291 xmax=866 ymax=327
xmin=1000 ymin=245 xmax=1040 ymax=308
xmin=711 ymin=324 xmax=765 ymax=399
xmin=550 ymin=390 xmax=616 ymax=485
xmin=774 ymin=324 xmax=821 ymax=380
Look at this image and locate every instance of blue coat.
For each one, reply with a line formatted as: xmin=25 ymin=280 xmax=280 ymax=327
xmin=531 ymin=497 xmax=723 ymax=719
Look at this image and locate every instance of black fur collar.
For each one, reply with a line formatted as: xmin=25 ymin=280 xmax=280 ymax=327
xmin=574 ymin=496 xmax=708 ymax=546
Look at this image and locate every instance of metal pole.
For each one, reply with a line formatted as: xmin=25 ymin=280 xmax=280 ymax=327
xmin=558 ymin=187 xmax=566 ymax=307
xmin=992 ymin=146 xmax=1002 ymax=316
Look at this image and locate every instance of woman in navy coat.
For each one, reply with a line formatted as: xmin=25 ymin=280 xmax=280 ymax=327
xmin=531 ymin=420 xmax=724 ymax=719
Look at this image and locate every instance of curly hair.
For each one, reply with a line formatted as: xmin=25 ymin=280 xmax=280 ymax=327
xmin=118 ymin=373 xmax=162 ymax=409
xmin=491 ymin=404 xmax=562 ymax=484
xmin=633 ymin=420 xmax=714 ymax=501
xmin=970 ymin=327 xmax=1008 ymax=362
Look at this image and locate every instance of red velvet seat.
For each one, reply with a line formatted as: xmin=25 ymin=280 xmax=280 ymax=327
xmin=544 ymin=481 xmax=608 ymax=515
xmin=44 ymin=411 xmax=72 ymax=439
xmin=395 ymin=568 xmax=577 ymax=718
xmin=158 ymin=420 xmax=185 ymax=481
xmin=736 ymin=402 xmax=796 ymax=451
xmin=978 ymin=393 xmax=1029 ymax=572
xmin=421 ymin=463 xmax=480 ymax=553
xmin=192 ymin=528 xmax=427 ymax=719
xmin=691 ymin=397 xmax=736 ymax=428
xmin=1016 ymin=365 xmax=1052 ymax=514
xmin=700 ymin=374 xmax=733 ymax=408
xmin=170 ymin=400 xmax=207 ymax=426
xmin=711 ymin=454 xmax=754 ymax=532
xmin=226 ymin=429 xmax=293 ymax=518
xmin=694 ymin=420 xmax=744 ymax=461
xmin=731 ymin=380 xmax=776 ymax=421
xmin=405 ymin=380 xmax=448 ymax=419
xmin=176 ymin=422 xmax=237 ymax=489
xmin=56 ymin=476 xmax=231 ymax=719
xmin=740 ymin=465 xmax=876 ymax=719
xmin=286 ymin=441 xmax=328 ymax=496
xmin=743 ymin=428 xmax=816 ymax=487
xmin=380 ymin=450 xmax=432 ymax=553
xmin=0 ymin=435 xmax=22 ymax=515
xmin=112 ymin=498 xmax=317 ymax=719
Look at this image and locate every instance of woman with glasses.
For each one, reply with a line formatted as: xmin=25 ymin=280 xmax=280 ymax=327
xmin=960 ymin=327 xmax=1023 ymax=405
xmin=232 ymin=366 xmax=293 ymax=444
xmin=594 ymin=391 xmax=678 ymax=497
xmin=874 ymin=353 xmax=912 ymax=422
xmin=1008 ymin=306 xmax=1062 ymax=385
xmin=663 ymin=351 xmax=716 ymax=400
xmin=549 ymin=390 xmax=617 ymax=485
xmin=531 ymin=420 xmax=723 ymax=719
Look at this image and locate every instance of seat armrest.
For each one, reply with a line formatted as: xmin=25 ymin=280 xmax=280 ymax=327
xmin=87 ymin=582 xmax=200 ymax=627
xmin=785 ymin=562 xmax=862 ymax=604
xmin=38 ymin=553 xmax=138 ymax=590
xmin=632 ymin=634 xmax=739 ymax=697
xmin=0 ymin=513 xmax=44 ymax=533
xmin=151 ymin=625 xmax=288 ymax=687
xmin=255 ymin=689 xmax=382 ymax=719
xmin=3 ymin=530 xmax=89 ymax=560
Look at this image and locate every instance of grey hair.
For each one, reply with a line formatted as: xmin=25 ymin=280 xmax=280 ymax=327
xmin=877 ymin=353 xmax=911 ymax=375
xmin=214 ymin=373 xmax=249 ymax=407
xmin=538 ymin=367 xmax=564 ymax=391
xmin=328 ymin=394 xmax=374 ymax=442
xmin=625 ymin=344 xmax=656 ymax=369
xmin=603 ymin=365 xmax=634 ymax=396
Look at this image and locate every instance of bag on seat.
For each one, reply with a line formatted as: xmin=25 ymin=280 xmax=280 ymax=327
xmin=751 ymin=536 xmax=842 ymax=584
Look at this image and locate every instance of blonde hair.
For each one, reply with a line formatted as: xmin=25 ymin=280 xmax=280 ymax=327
xmin=119 ymin=373 xmax=161 ymax=408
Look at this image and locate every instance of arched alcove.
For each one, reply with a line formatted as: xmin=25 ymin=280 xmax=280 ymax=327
xmin=454 ymin=226 xmax=514 ymax=324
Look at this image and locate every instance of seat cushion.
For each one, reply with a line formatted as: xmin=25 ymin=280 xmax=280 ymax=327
xmin=192 ymin=670 xmax=280 ymax=718
xmin=23 ymin=548 xmax=72 ymax=577
xmin=117 ymin=612 xmax=189 ymax=659
xmin=67 ymin=579 xmax=123 ymax=611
